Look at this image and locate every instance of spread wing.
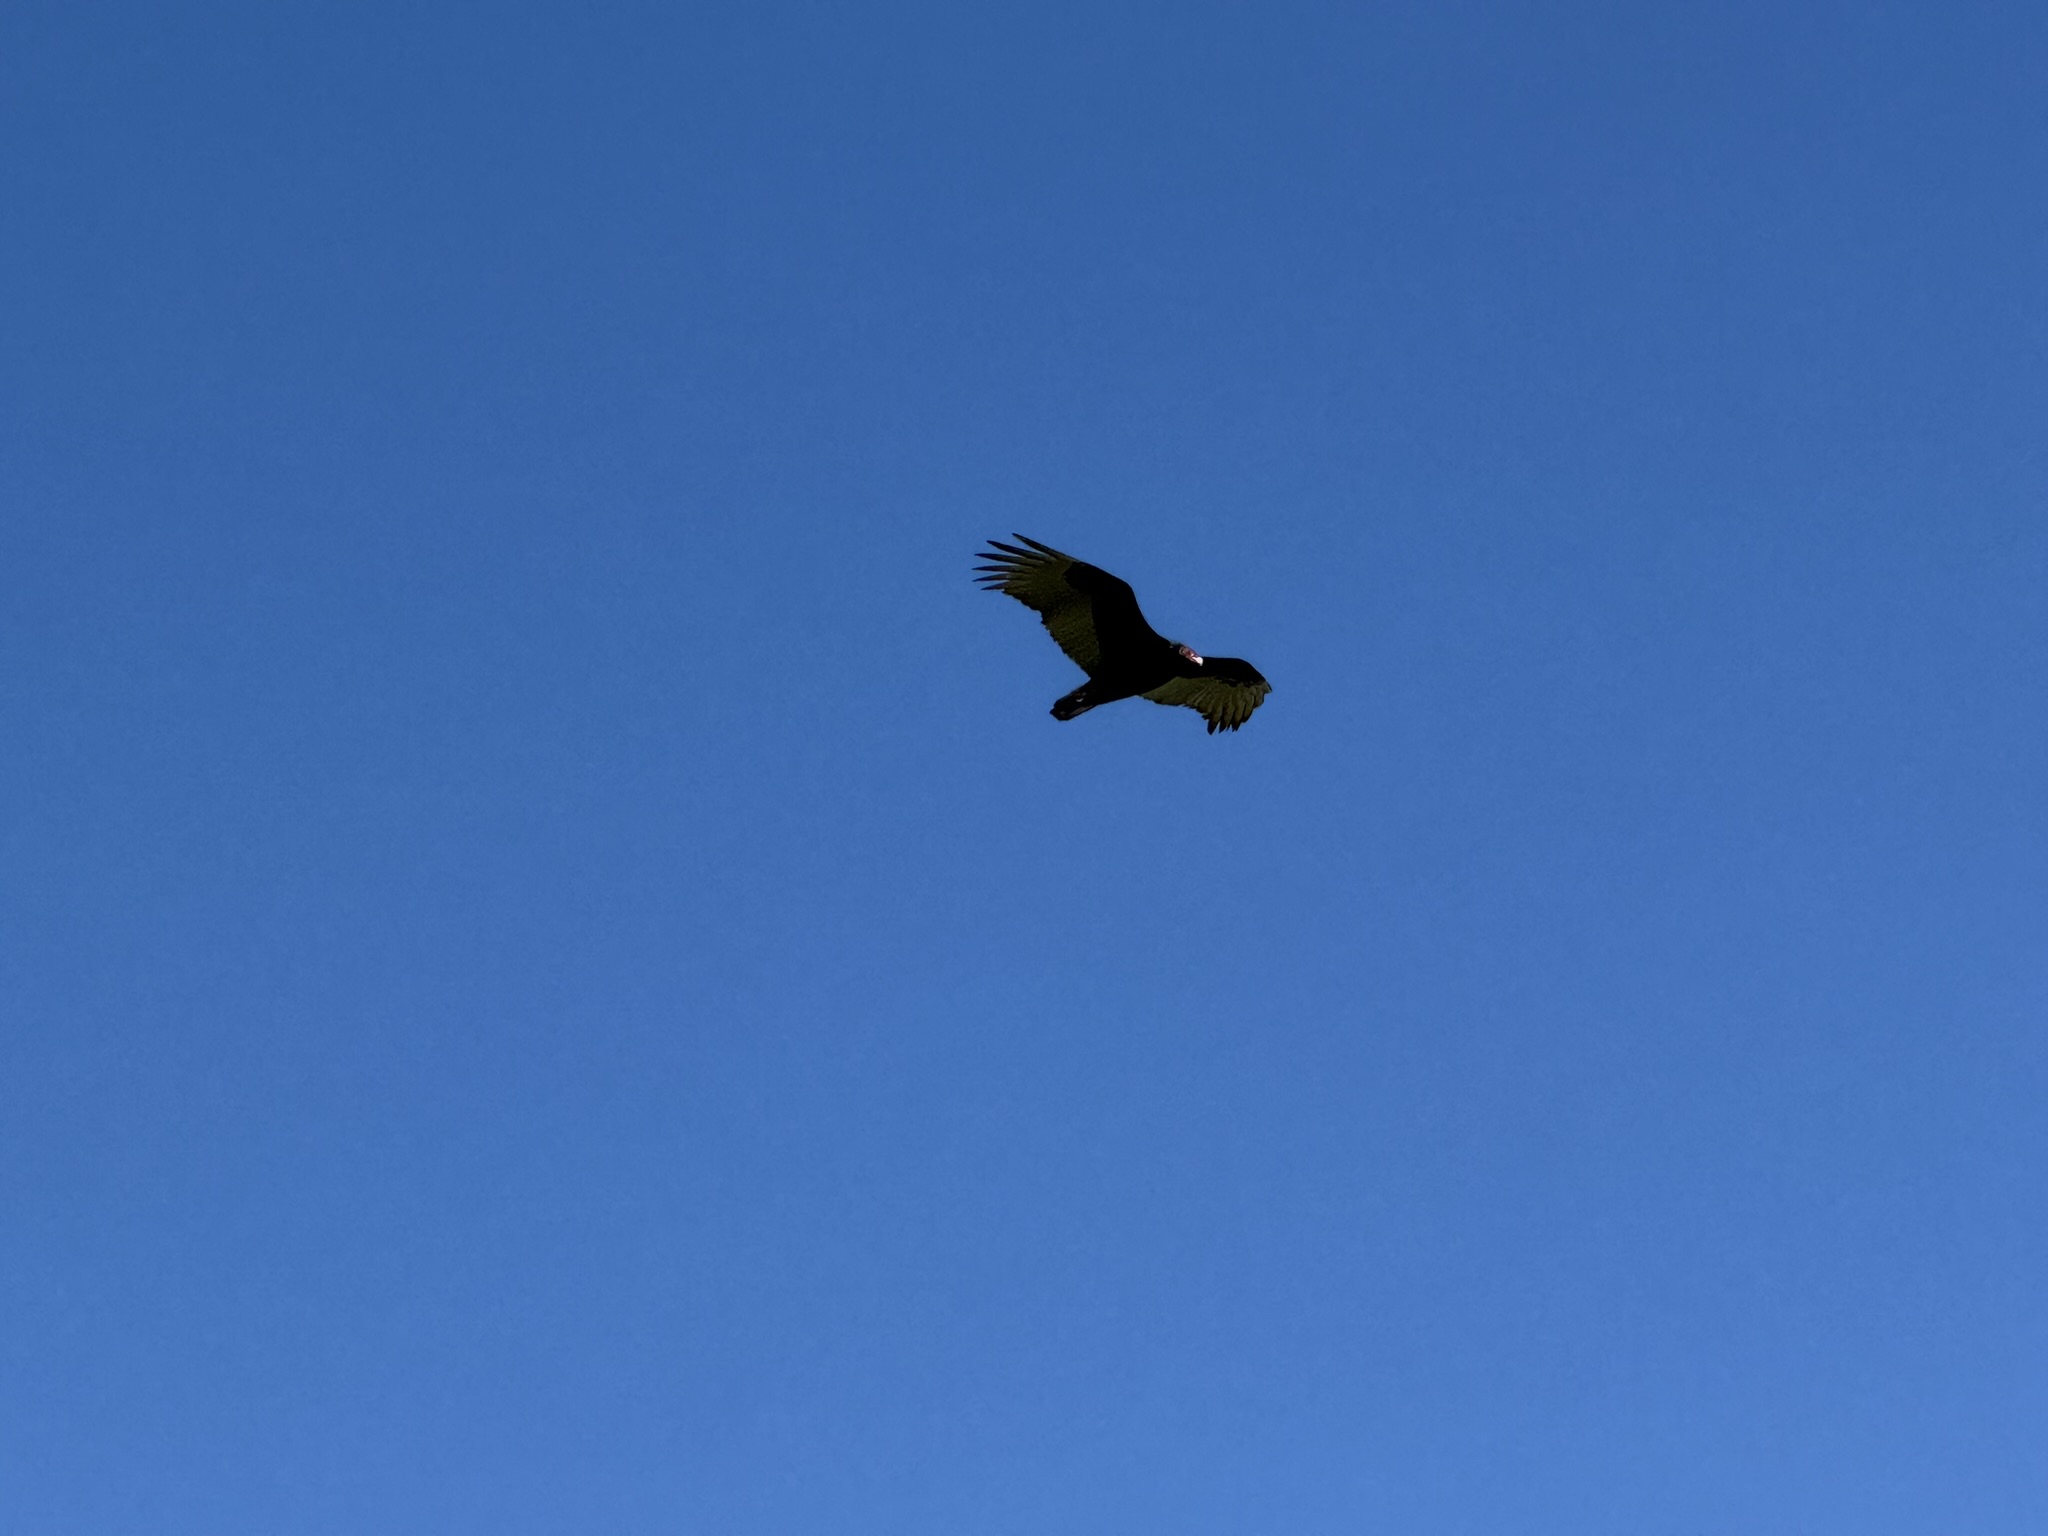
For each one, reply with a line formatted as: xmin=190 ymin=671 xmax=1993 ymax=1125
xmin=973 ymin=535 xmax=1157 ymax=676
xmin=1141 ymin=658 xmax=1272 ymax=734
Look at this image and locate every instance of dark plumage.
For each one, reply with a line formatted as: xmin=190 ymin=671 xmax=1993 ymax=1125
xmin=974 ymin=535 xmax=1272 ymax=734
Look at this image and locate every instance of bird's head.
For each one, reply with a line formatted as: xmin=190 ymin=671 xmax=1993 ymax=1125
xmin=1173 ymin=642 xmax=1205 ymax=666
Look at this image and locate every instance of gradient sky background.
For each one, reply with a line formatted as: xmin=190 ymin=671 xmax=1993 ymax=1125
xmin=5 ymin=1 xmax=2046 ymax=1531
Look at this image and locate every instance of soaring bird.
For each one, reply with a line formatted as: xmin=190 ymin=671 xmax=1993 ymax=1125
xmin=974 ymin=535 xmax=1272 ymax=734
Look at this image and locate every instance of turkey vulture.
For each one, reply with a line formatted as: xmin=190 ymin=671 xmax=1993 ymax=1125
xmin=975 ymin=535 xmax=1272 ymax=734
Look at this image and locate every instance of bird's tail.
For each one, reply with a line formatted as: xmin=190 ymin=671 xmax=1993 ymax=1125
xmin=1050 ymin=683 xmax=1099 ymax=721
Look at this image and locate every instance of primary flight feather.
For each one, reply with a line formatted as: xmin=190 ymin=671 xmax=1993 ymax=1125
xmin=974 ymin=535 xmax=1272 ymax=734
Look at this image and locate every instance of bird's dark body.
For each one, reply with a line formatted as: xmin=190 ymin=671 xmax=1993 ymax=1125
xmin=974 ymin=536 xmax=1272 ymax=734
xmin=1050 ymin=646 xmax=1201 ymax=718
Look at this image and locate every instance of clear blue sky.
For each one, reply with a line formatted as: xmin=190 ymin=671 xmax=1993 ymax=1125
xmin=5 ymin=1 xmax=2045 ymax=1530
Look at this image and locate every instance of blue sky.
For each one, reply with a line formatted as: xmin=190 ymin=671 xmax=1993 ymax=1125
xmin=4 ymin=1 xmax=2045 ymax=1530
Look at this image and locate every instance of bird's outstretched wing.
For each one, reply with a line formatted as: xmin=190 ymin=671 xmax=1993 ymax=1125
xmin=1141 ymin=659 xmax=1272 ymax=734
xmin=972 ymin=535 xmax=1156 ymax=676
